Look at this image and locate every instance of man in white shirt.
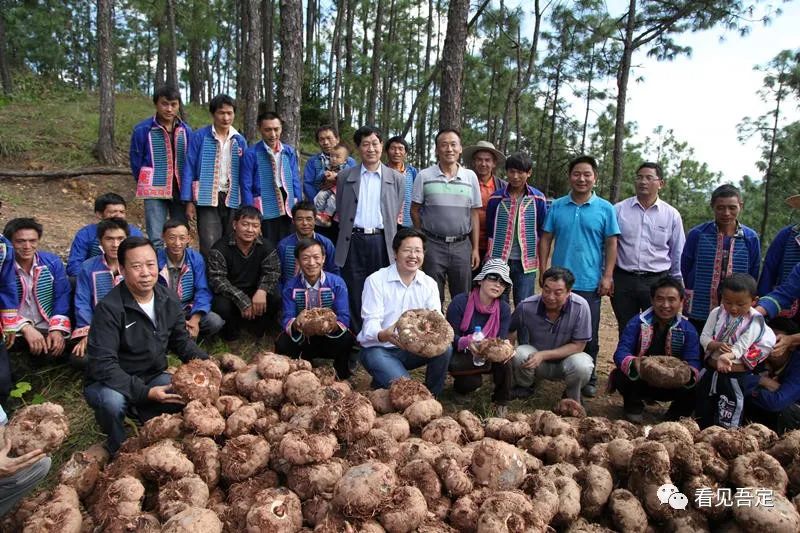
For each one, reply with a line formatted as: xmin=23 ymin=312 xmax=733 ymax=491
xmin=358 ymin=228 xmax=453 ymax=395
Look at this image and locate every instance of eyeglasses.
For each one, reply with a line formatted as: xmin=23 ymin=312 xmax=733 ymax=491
xmin=634 ymin=175 xmax=661 ymax=182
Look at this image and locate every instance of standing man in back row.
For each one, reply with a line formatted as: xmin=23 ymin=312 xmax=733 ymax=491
xmin=539 ymin=156 xmax=620 ymax=397
xmin=612 ymin=162 xmax=685 ymax=335
xmin=411 ymin=129 xmax=482 ymax=303
xmin=463 ymin=140 xmax=507 ymax=266
xmin=129 ymin=85 xmax=191 ymax=249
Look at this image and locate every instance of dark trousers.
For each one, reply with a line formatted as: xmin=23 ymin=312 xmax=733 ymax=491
xmin=609 ymin=368 xmax=695 ymax=419
xmin=341 ymin=232 xmax=390 ymax=333
xmin=11 ymin=327 xmax=86 ymax=369
xmin=261 ymin=216 xmax=292 ymax=248
xmin=450 ymin=350 xmax=512 ymax=405
xmin=84 ymin=372 xmax=181 ymax=454
xmin=0 ymin=343 xmax=11 ymax=404
xmin=422 ymin=237 xmax=472 ymax=304
xmin=574 ymin=290 xmax=601 ymax=386
xmin=196 ymin=193 xmax=232 ymax=256
xmin=611 ymin=268 xmax=667 ymax=335
xmin=689 ymin=318 xmax=707 ymax=337
xmin=695 ymin=369 xmax=749 ymax=429
xmin=212 ymin=292 xmax=279 ymax=340
xmin=275 ymin=330 xmax=356 ymax=379
xmin=744 ymin=400 xmax=800 ymax=435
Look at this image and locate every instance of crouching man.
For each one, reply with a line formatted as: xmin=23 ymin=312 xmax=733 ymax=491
xmin=358 ymin=228 xmax=452 ymax=396
xmin=609 ymin=276 xmax=701 ymax=423
xmin=84 ymin=237 xmax=208 ymax=455
xmin=510 ymin=267 xmax=594 ymax=403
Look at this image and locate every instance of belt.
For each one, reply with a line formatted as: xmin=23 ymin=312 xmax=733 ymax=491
xmin=423 ymin=229 xmax=470 ymax=243
xmin=616 ymin=267 xmax=668 ymax=277
xmin=352 ymin=227 xmax=384 ymax=235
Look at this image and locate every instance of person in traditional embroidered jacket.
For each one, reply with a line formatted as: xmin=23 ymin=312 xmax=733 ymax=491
xmin=276 ymin=238 xmax=354 ymax=379
xmin=129 ymin=85 xmax=191 ymax=249
xmin=485 ymin=152 xmax=548 ymax=305
xmin=276 ymin=201 xmax=339 ymax=287
xmin=303 ymin=125 xmax=357 ymax=243
xmin=0 ymin=208 xmax=27 ymax=401
xmin=66 ymin=193 xmax=143 ymax=279
xmin=609 ymin=276 xmax=702 ymax=423
xmin=182 ymin=94 xmax=247 ymax=256
xmin=241 ymin=111 xmax=302 ymax=246
xmin=72 ymin=218 xmax=128 ymax=360
xmin=758 ymin=194 xmax=800 ymax=326
xmin=757 ymin=260 xmax=800 ymax=362
xmin=3 ymin=219 xmax=71 ymax=358
xmin=157 ymin=219 xmax=223 ymax=340
xmin=385 ymin=136 xmax=418 ymax=228
xmin=681 ymin=184 xmax=761 ymax=333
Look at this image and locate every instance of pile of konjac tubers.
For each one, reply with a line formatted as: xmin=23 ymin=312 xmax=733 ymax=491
xmin=7 ymin=353 xmax=800 ymax=533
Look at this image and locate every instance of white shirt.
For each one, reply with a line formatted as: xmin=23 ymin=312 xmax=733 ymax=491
xmin=700 ymin=306 xmax=776 ymax=364
xmin=357 ymin=264 xmax=441 ymax=348
xmin=137 ymin=295 xmax=157 ymax=325
xmin=213 ymin=126 xmax=239 ymax=192
xmin=264 ymin=141 xmax=285 ymax=190
xmin=353 ymin=165 xmax=384 ymax=230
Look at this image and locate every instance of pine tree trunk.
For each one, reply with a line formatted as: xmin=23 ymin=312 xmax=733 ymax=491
xmin=241 ymin=0 xmax=262 ymax=142
xmin=165 ymin=0 xmax=178 ymax=88
xmin=329 ymin=0 xmax=346 ymax=126
xmin=188 ymin=38 xmax=204 ymax=103
xmin=155 ymin=25 xmax=166 ymax=89
xmin=611 ymin=0 xmax=636 ymax=203
xmin=279 ymin=0 xmax=303 ymax=147
xmin=303 ymin=0 xmax=316 ymax=101
xmin=95 ymin=0 xmax=117 ymax=165
xmin=262 ymin=0 xmax=275 ymax=109
xmin=365 ymin=0 xmax=385 ymax=126
xmin=438 ymin=0 xmax=469 ymax=130
xmin=380 ymin=0 xmax=396 ymax=132
xmin=0 ymin=7 xmax=12 ymax=95
xmin=342 ymin=0 xmax=355 ymax=127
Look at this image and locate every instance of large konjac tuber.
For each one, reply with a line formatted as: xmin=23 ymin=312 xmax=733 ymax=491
xmin=470 ymin=438 xmax=526 ymax=490
xmin=296 ymin=307 xmax=338 ymax=336
xmin=395 ymin=309 xmax=454 ymax=357
xmin=220 ymin=434 xmax=271 ymax=482
xmin=171 ymin=358 xmax=223 ymax=403
xmin=638 ymin=355 xmax=692 ymax=388
xmin=333 ymin=461 xmax=397 ymax=518
xmin=182 ymin=400 xmax=225 ymax=437
xmin=5 ymin=402 xmax=69 ymax=455
xmin=161 ymin=507 xmax=223 ymax=533
xmin=379 ymin=485 xmax=428 ymax=533
xmin=245 ymin=488 xmax=303 ymax=533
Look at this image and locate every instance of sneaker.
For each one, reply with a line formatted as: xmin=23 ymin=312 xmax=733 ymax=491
xmin=581 ymin=384 xmax=597 ymax=398
xmin=624 ymin=410 xmax=644 ymax=424
xmin=510 ymin=386 xmax=535 ymax=400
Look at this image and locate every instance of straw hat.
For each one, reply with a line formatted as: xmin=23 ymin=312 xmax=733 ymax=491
xmin=463 ymin=140 xmax=506 ymax=167
xmin=786 ymin=194 xmax=800 ymax=209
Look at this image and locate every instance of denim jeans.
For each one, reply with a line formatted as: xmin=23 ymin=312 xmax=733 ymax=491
xmin=84 ymin=372 xmax=180 ymax=454
xmin=507 ymin=259 xmax=537 ymax=306
xmin=0 ymin=456 xmax=50 ymax=516
xmin=143 ymin=198 xmax=187 ymax=249
xmin=573 ymin=289 xmax=601 ymax=386
xmin=360 ymin=345 xmax=453 ymax=396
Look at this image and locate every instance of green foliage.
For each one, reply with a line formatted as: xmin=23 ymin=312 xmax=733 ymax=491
xmin=9 ymin=380 xmax=31 ymax=399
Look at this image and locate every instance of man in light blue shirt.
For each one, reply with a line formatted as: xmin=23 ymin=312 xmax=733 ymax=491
xmin=539 ymin=155 xmax=620 ymax=397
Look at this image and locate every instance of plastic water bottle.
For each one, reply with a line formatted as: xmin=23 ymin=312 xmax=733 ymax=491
xmin=471 ymin=326 xmax=486 ymax=366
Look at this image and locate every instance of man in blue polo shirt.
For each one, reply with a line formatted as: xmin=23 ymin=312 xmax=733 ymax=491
xmin=539 ymin=155 xmax=620 ymax=397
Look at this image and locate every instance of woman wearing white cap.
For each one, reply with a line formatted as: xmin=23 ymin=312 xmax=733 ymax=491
xmin=445 ymin=259 xmax=513 ymax=414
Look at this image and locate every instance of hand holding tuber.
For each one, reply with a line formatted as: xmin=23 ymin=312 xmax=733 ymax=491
xmin=148 ymin=385 xmax=185 ymax=404
xmin=0 ymin=439 xmax=46 ymax=477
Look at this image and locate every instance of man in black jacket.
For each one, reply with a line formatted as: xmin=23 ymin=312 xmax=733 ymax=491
xmin=84 ymin=236 xmax=207 ymax=454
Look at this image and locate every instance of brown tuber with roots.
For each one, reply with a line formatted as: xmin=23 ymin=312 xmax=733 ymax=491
xmin=389 ymin=378 xmax=433 ymax=411
xmin=638 ymin=355 xmax=693 ymax=388
xmin=5 ymin=402 xmax=69 ymax=455
xmin=283 ymin=370 xmax=321 ymax=405
xmin=295 ymin=307 xmax=339 ymax=336
xmin=470 ymin=438 xmax=526 ymax=490
xmin=220 ymin=434 xmax=270 ymax=482
xmin=333 ymin=461 xmax=397 ymax=518
xmin=182 ymin=400 xmax=225 ymax=437
xmin=245 ymin=488 xmax=303 ymax=533
xmin=395 ymin=309 xmax=454 ymax=357
xmin=170 ymin=358 xmax=223 ymax=403
xmin=162 ymin=507 xmax=222 ymax=533
xmin=729 ymin=451 xmax=788 ymax=494
xmin=157 ymin=474 xmax=210 ymax=520
xmin=379 ymin=485 xmax=428 ymax=533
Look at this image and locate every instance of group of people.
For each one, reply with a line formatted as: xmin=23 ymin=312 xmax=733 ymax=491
xmin=2 ymin=86 xmax=800 ymax=512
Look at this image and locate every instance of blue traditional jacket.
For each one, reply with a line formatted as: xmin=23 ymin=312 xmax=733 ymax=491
xmin=241 ymin=141 xmax=302 ymax=220
xmin=157 ymin=248 xmax=212 ymax=316
xmin=66 ymin=223 xmax=143 ymax=278
xmin=129 ymin=116 xmax=192 ymax=199
xmin=73 ymin=255 xmax=123 ymax=338
xmin=181 ymin=125 xmax=246 ymax=208
xmin=281 ymin=272 xmax=350 ymax=340
xmin=302 ymin=152 xmax=356 ymax=200
xmin=760 ymin=262 xmax=800 ymax=319
xmin=613 ymin=307 xmax=702 ymax=384
xmin=485 ymin=184 xmax=548 ymax=273
xmin=14 ymin=251 xmax=71 ymax=335
xmin=758 ymin=224 xmax=800 ymax=318
xmin=0 ymin=236 xmax=25 ymax=333
xmin=276 ymin=233 xmax=340 ymax=286
xmin=681 ymin=221 xmax=761 ymax=322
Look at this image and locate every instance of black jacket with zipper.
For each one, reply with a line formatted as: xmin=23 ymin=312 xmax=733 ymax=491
xmin=86 ymin=282 xmax=207 ymax=404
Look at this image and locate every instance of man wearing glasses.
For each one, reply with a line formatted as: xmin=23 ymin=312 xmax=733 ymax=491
xmin=612 ymin=162 xmax=685 ymax=335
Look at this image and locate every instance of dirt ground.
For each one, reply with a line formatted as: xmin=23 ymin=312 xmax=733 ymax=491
xmin=0 ymin=174 xmax=668 ymax=423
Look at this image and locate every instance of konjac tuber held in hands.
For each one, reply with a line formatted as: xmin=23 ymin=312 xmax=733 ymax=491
xmin=5 ymin=402 xmax=69 ymax=455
